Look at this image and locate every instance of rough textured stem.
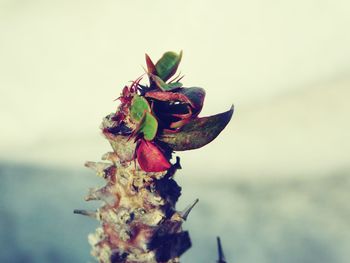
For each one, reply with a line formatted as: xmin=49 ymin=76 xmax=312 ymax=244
xmin=75 ymin=50 xmax=233 ymax=263
xmin=81 ymin=117 xmax=192 ymax=263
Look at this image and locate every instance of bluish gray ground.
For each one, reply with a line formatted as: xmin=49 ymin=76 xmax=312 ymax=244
xmin=0 ymin=163 xmax=349 ymax=263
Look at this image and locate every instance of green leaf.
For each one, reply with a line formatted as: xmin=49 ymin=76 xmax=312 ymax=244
xmin=151 ymin=75 xmax=168 ymax=90
xmin=130 ymin=95 xmax=150 ymax=122
xmin=155 ymin=51 xmax=183 ymax=81
xmin=167 ymin=82 xmax=183 ymax=89
xmin=138 ymin=111 xmax=158 ymax=141
xmin=151 ymin=74 xmax=183 ymax=91
xmin=159 ymin=106 xmax=234 ymax=151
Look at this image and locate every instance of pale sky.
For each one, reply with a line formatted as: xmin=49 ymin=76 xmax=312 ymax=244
xmin=0 ymin=0 xmax=349 ymax=177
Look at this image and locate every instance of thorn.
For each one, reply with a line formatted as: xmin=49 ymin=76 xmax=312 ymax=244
xmin=73 ymin=209 xmax=98 ymax=219
xmin=217 ymin=237 xmax=226 ymax=263
xmin=180 ymin=198 xmax=199 ymax=221
xmin=102 ymin=152 xmax=119 ymax=164
xmin=141 ymin=65 xmax=149 ymax=74
xmin=84 ymin=187 xmax=117 ymax=206
xmin=84 ymin=188 xmax=102 ymax=201
xmin=168 ymin=70 xmax=182 ymax=83
xmin=163 ymin=156 xmax=182 ymax=179
xmin=176 ymin=74 xmax=185 ymax=83
xmin=85 ymin=161 xmax=111 ymax=178
xmin=175 ymin=156 xmax=182 ymax=170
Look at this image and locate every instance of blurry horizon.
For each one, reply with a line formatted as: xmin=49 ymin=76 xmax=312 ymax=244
xmin=1 ymin=161 xmax=349 ymax=263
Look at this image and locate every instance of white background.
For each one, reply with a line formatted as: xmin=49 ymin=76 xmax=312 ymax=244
xmin=1 ymin=0 xmax=349 ymax=177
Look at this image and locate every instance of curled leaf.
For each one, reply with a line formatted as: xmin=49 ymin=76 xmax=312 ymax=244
xmin=155 ymin=51 xmax=183 ymax=81
xmin=171 ymin=105 xmax=192 ymax=119
xmin=177 ymin=87 xmax=205 ymax=116
xmin=159 ymin=106 xmax=234 ymax=151
xmin=136 ymin=140 xmax=171 ymax=172
xmin=169 ymin=118 xmax=191 ymax=129
xmin=130 ymin=95 xmax=151 ymax=122
xmin=145 ymin=91 xmax=194 ymax=107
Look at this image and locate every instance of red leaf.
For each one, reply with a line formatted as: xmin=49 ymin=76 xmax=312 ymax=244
xmin=136 ymin=140 xmax=171 ymax=172
xmin=145 ymin=54 xmax=157 ymax=87
xmin=172 ymin=105 xmax=192 ymax=119
xmin=170 ymin=118 xmax=191 ymax=129
xmin=145 ymin=91 xmax=194 ymax=107
xmin=145 ymin=54 xmax=156 ymax=75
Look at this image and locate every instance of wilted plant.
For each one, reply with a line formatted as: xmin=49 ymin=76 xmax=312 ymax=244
xmin=75 ymin=51 xmax=233 ymax=263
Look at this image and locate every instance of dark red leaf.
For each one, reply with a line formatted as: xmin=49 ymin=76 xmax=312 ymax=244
xmin=145 ymin=54 xmax=157 ymax=87
xmin=177 ymin=87 xmax=205 ymax=116
xmin=171 ymin=105 xmax=192 ymax=119
xmin=159 ymin=106 xmax=234 ymax=151
xmin=145 ymin=54 xmax=156 ymax=74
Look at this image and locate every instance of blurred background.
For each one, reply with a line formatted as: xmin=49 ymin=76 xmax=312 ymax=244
xmin=0 ymin=0 xmax=349 ymax=262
